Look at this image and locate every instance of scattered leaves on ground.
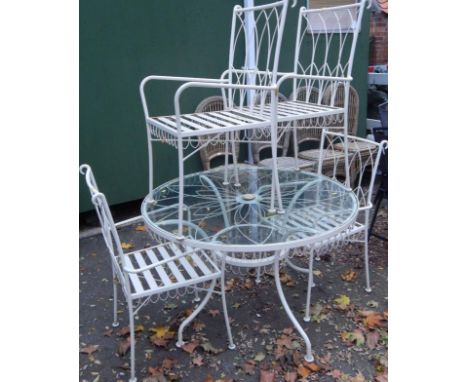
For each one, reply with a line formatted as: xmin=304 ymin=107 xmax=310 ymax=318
xmin=80 ymin=344 xmax=98 ymax=355
xmin=341 ymin=270 xmax=358 ymax=282
xmin=121 ymin=242 xmax=134 ymax=250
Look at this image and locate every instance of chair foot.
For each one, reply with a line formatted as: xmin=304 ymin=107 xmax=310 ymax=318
xmin=304 ymin=354 xmax=314 ymax=363
xmin=175 ymin=340 xmax=185 ymax=348
xmin=129 ymin=378 xmax=137 ymax=382
xmin=112 ymin=321 xmax=120 ymax=328
xmin=234 ymin=183 xmax=241 ymax=188
xmin=222 ymin=181 xmax=229 ymax=186
xmin=303 ymin=316 xmax=311 ymax=323
xmin=228 ymin=343 xmax=236 ymax=350
xmin=193 ymin=297 xmax=201 ymax=302
xmin=365 ymin=287 xmax=372 ymax=293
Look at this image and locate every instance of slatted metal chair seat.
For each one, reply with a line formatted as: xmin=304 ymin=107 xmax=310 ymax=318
xmin=258 ymin=156 xmax=315 ymax=170
xmin=121 ymin=243 xmax=221 ymax=299
xmin=264 ymin=205 xmax=365 ymax=238
xmin=147 ymin=101 xmax=343 ymax=138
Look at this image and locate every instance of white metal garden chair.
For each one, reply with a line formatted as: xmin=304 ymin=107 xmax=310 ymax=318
xmin=284 ymin=130 xmax=387 ymax=321
xmin=275 ymin=0 xmax=368 ymax=184
xmin=80 ymin=164 xmax=235 ymax=382
xmin=140 ymin=0 xmax=294 ymax=236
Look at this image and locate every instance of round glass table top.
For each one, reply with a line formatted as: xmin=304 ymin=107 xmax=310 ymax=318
xmin=141 ymin=165 xmax=358 ymax=253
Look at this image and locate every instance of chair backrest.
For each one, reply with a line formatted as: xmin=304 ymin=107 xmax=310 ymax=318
xmin=318 ymin=130 xmax=387 ymax=210
xmin=226 ymin=0 xmax=290 ymax=109
xmin=80 ymin=164 xmax=125 ymax=263
xmin=251 ymin=92 xmax=290 ymax=162
xmin=292 ymin=1 xmax=367 ymax=106
xmin=291 ymin=84 xmax=359 ymax=148
xmin=196 ymin=96 xmax=240 ymax=170
xmin=292 ymin=86 xmax=322 ymax=146
xmin=322 ymin=82 xmax=359 ymax=135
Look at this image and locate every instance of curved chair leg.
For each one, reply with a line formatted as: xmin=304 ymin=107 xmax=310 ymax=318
xmin=303 ymin=252 xmax=315 ymax=322
xmin=364 ymin=210 xmax=372 ymax=293
xmin=220 ymin=265 xmax=236 ymax=349
xmin=176 ymin=279 xmax=216 ymax=347
xmin=112 ymin=266 xmax=120 ymax=327
xmin=127 ymin=297 xmax=137 ymax=382
xmin=274 ymin=250 xmax=314 ymax=362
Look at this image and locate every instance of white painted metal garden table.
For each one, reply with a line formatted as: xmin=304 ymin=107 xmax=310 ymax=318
xmin=141 ymin=164 xmax=358 ymax=362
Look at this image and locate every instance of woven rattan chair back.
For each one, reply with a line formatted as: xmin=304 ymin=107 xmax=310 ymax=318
xmin=252 ymin=92 xmax=289 ymax=163
xmin=322 ymin=83 xmax=359 ymax=135
xmin=197 ymin=96 xmax=240 ymax=170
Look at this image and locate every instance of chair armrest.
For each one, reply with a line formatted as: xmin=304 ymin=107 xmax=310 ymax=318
xmin=139 ymin=75 xmax=228 ymax=119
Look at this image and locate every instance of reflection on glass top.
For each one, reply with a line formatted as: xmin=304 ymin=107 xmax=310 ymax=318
xmin=142 ymin=165 xmax=357 ymax=247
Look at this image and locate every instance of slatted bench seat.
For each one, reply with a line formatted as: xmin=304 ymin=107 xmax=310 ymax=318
xmin=146 ymin=101 xmax=343 ymax=139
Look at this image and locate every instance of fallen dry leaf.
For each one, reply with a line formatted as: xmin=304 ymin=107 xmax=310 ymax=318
xmin=334 ymin=295 xmax=351 ymax=310
xmin=192 ymin=320 xmax=206 ymax=332
xmin=225 ymin=278 xmax=236 ymax=291
xmin=366 ymin=331 xmax=380 ymax=349
xmin=341 ymin=270 xmax=358 ymax=282
xmin=242 ymin=360 xmax=256 ymax=375
xmin=117 ymin=337 xmax=131 ymax=356
xmin=150 ymin=325 xmax=175 ymax=339
xmin=350 ymin=371 xmax=366 ymax=382
xmin=150 ymin=338 xmax=169 ymax=348
xmin=284 ymin=371 xmax=297 ymax=382
xmin=181 ymin=341 xmax=199 ymax=354
xmin=328 ymin=369 xmax=342 ymax=378
xmin=135 ymin=225 xmax=147 ymax=232
xmin=121 ymin=242 xmax=134 ymax=250
xmin=341 ymin=329 xmax=365 ymax=347
xmin=208 ymin=309 xmax=220 ymax=317
xmin=243 ymin=278 xmax=255 ymax=289
xmin=192 ymin=355 xmax=204 ymax=367
xmin=102 ymin=329 xmax=113 ymax=337
xmin=200 ymin=341 xmax=224 ymax=354
xmin=304 ymin=362 xmax=321 ymax=372
xmin=364 ymin=312 xmax=385 ymax=329
xmin=297 ymin=365 xmax=310 ymax=378
xmin=375 ymin=372 xmax=388 ymax=382
xmin=280 ymin=272 xmax=296 ymax=287
xmin=161 ymin=357 xmax=174 ymax=370
xmin=203 ymin=375 xmax=214 ymax=382
xmin=259 ymin=369 xmax=276 ymax=382
xmin=116 ymin=326 xmax=130 ymax=337
xmin=80 ymin=344 xmax=98 ymax=355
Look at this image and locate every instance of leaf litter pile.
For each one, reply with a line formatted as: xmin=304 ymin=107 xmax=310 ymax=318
xmin=79 ymin=208 xmax=388 ymax=381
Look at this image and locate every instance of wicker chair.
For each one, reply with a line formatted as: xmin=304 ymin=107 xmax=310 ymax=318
xmin=298 ymin=83 xmax=359 ymax=159
xmin=256 ymin=90 xmax=318 ymax=170
xmin=252 ymin=93 xmax=289 ymax=164
xmin=294 ymin=84 xmax=361 ymax=181
xmin=197 ymin=96 xmax=240 ymax=170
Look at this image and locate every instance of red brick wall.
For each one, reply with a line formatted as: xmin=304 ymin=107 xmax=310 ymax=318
xmin=369 ymin=12 xmax=388 ymax=65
